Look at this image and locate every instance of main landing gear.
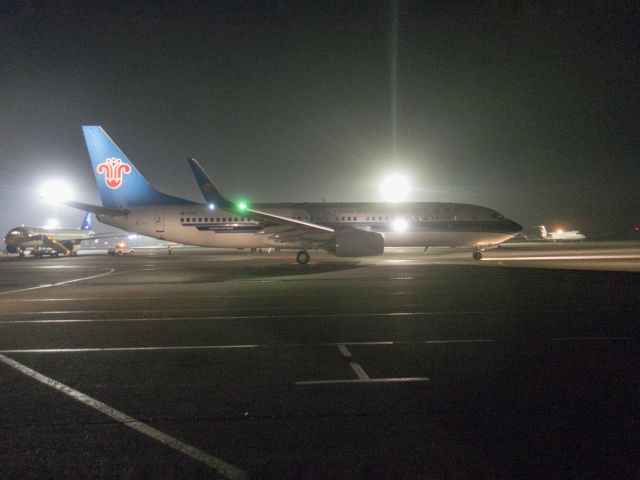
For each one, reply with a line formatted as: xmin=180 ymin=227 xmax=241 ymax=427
xmin=472 ymin=247 xmax=483 ymax=261
xmin=296 ymin=250 xmax=310 ymax=264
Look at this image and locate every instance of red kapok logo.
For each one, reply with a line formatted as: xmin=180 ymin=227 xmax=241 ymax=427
xmin=96 ymin=157 xmax=131 ymax=189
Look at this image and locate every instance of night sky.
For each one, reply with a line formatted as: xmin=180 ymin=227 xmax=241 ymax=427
xmin=1 ymin=1 xmax=638 ymax=239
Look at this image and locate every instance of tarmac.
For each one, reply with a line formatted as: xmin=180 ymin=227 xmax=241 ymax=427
xmin=0 ymin=243 xmax=639 ymax=479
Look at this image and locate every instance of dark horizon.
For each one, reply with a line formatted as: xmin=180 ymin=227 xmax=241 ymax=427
xmin=1 ymin=1 xmax=639 ymax=239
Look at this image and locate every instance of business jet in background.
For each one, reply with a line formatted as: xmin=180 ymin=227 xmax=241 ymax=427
xmin=4 ymin=213 xmax=99 ymax=258
xmin=539 ymin=226 xmax=586 ymax=242
xmin=63 ymin=126 xmax=522 ymax=263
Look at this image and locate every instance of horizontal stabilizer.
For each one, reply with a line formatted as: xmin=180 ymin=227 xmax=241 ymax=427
xmin=62 ymin=200 xmax=129 ymax=217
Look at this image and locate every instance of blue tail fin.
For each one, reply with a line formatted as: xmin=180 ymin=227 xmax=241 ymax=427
xmin=82 ymin=126 xmax=194 ymax=208
xmin=80 ymin=212 xmax=92 ymax=230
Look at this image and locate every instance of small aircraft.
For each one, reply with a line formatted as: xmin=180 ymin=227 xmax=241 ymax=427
xmin=4 ymin=213 xmax=108 ymax=258
xmin=63 ymin=126 xmax=522 ymax=263
xmin=539 ymin=226 xmax=586 ymax=242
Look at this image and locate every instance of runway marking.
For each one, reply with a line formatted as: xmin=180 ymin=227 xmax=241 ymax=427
xmin=1 ymin=307 xmax=634 ymax=323
xmin=0 ymin=353 xmax=247 ymax=480
xmin=0 ymin=339 xmax=496 ymax=354
xmin=296 ymin=377 xmax=429 ymax=385
xmin=0 ymin=291 xmax=417 ymax=303
xmin=0 ymin=269 xmax=116 ymax=296
xmin=482 ymin=255 xmax=640 ymax=261
xmin=337 ymin=345 xmax=352 ymax=357
xmin=349 ymin=362 xmax=370 ymax=380
xmin=551 ymin=336 xmax=632 ymax=341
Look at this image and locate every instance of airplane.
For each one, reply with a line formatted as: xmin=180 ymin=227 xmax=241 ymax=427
xmin=63 ymin=126 xmax=522 ymax=263
xmin=539 ymin=226 xmax=586 ymax=242
xmin=4 ymin=212 xmax=101 ymax=258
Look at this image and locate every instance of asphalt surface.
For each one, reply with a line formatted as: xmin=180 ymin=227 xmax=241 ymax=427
xmin=0 ymin=244 xmax=639 ymax=479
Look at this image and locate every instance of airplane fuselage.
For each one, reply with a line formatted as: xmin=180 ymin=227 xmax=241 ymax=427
xmin=544 ymin=231 xmax=586 ymax=241
xmin=97 ymin=201 xmax=521 ymax=250
xmin=4 ymin=227 xmax=96 ymax=253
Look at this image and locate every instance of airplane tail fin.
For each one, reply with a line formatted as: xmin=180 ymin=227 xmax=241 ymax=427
xmin=187 ymin=158 xmax=233 ymax=209
xmin=80 ymin=212 xmax=92 ymax=230
xmin=539 ymin=226 xmax=548 ymax=238
xmin=82 ymin=126 xmax=194 ymax=208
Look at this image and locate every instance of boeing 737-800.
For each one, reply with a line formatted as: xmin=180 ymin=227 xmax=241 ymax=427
xmin=64 ymin=126 xmax=522 ymax=263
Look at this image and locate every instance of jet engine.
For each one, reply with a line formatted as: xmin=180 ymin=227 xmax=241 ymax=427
xmin=331 ymin=230 xmax=385 ymax=257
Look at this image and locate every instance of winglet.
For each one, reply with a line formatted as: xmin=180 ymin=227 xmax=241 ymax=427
xmin=187 ymin=158 xmax=233 ymax=209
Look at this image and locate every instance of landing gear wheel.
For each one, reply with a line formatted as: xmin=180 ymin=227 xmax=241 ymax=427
xmin=296 ymin=250 xmax=310 ymax=264
xmin=472 ymin=250 xmax=483 ymax=261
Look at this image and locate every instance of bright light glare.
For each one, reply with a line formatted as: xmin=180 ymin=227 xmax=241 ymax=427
xmin=45 ymin=218 xmax=59 ymax=229
xmin=208 ymin=203 xmax=215 ymax=210
xmin=238 ymin=202 xmax=248 ymax=211
xmin=380 ymin=174 xmax=410 ymax=203
xmin=128 ymin=234 xmax=138 ymax=240
xmin=556 ymin=229 xmax=564 ymax=234
xmin=392 ymin=217 xmax=409 ymax=232
xmin=40 ymin=180 xmax=72 ymax=202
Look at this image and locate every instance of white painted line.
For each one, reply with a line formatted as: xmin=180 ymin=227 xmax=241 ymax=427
xmin=482 ymin=255 xmax=640 ymax=261
xmin=296 ymin=377 xmax=429 ymax=385
xmin=349 ymin=362 xmax=370 ymax=380
xmin=337 ymin=345 xmax=352 ymax=357
xmin=2 ymin=307 xmax=619 ymax=322
xmin=551 ymin=336 xmax=632 ymax=341
xmin=0 ymin=353 xmax=247 ymax=480
xmin=0 ymin=269 xmax=116 ymax=296
xmin=0 ymin=339 xmax=496 ymax=354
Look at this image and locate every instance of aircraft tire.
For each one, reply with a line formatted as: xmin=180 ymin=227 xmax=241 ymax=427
xmin=296 ymin=250 xmax=310 ymax=264
xmin=472 ymin=250 xmax=483 ymax=261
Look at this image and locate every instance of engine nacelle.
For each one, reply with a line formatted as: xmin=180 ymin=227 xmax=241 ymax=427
xmin=331 ymin=230 xmax=385 ymax=257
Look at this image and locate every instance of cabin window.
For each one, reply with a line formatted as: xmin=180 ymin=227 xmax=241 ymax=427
xmin=180 ymin=217 xmax=184 ymax=222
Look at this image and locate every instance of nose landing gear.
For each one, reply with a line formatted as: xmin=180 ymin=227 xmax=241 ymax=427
xmin=472 ymin=248 xmax=483 ymax=261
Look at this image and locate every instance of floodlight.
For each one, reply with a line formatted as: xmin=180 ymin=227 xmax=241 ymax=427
xmin=380 ymin=174 xmax=410 ymax=203
xmin=40 ymin=180 xmax=72 ymax=202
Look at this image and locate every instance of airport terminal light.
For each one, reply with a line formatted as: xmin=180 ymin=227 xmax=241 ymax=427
xmin=380 ymin=173 xmax=410 ymax=203
xmin=45 ymin=218 xmax=59 ymax=229
xmin=40 ymin=180 xmax=72 ymax=203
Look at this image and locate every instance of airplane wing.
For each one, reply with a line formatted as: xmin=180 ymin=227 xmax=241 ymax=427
xmin=187 ymin=158 xmax=335 ymax=247
xmin=246 ymin=208 xmax=335 ymax=248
